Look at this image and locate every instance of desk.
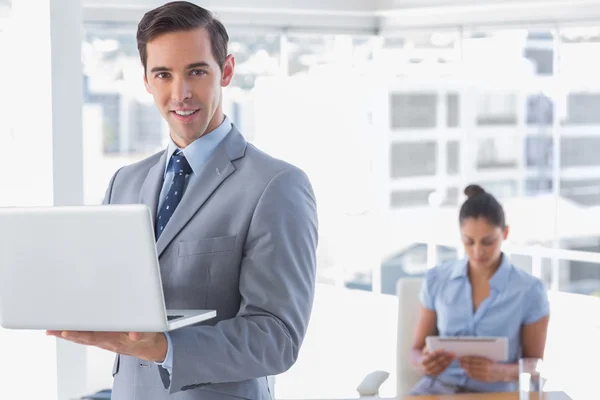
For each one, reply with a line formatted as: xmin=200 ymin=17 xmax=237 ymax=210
xmin=403 ymin=392 xmax=571 ymax=400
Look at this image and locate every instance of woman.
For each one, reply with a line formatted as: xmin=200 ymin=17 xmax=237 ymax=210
xmin=408 ymin=184 xmax=550 ymax=395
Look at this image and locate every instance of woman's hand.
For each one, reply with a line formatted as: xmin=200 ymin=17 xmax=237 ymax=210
xmin=459 ymin=356 xmax=508 ymax=382
xmin=419 ymin=349 xmax=455 ymax=376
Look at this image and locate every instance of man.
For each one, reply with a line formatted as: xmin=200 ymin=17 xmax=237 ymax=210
xmin=47 ymin=2 xmax=318 ymax=399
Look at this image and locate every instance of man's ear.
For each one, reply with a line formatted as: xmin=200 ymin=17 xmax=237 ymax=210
xmin=221 ymin=55 xmax=235 ymax=87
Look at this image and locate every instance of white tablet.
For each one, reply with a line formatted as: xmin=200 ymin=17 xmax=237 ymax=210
xmin=425 ymin=336 xmax=509 ymax=362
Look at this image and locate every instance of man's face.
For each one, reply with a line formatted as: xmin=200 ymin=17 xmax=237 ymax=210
xmin=144 ymin=28 xmax=234 ymax=148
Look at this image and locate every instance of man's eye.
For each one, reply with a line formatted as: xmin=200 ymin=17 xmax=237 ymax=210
xmin=156 ymin=72 xmax=171 ymax=79
xmin=191 ymin=69 xmax=207 ymax=76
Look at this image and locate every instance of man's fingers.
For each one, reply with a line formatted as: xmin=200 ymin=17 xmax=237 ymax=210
xmin=46 ymin=330 xmax=148 ymax=357
xmin=128 ymin=332 xmax=143 ymax=341
xmin=46 ymin=330 xmax=91 ymax=346
xmin=62 ymin=331 xmax=95 ymax=342
xmin=49 ymin=331 xmax=124 ymax=347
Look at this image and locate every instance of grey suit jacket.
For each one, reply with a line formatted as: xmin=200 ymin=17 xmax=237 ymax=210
xmin=103 ymin=126 xmax=318 ymax=400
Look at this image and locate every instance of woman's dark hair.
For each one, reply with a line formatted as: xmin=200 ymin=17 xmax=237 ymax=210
xmin=136 ymin=1 xmax=229 ymax=74
xmin=459 ymin=184 xmax=506 ymax=228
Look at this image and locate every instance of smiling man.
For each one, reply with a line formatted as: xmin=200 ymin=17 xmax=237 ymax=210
xmin=46 ymin=2 xmax=319 ymax=399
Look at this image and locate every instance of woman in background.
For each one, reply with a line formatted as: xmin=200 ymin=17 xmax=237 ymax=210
xmin=408 ymin=184 xmax=550 ymax=395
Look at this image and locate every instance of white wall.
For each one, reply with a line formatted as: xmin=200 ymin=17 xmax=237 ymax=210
xmin=0 ymin=330 xmax=58 ymax=399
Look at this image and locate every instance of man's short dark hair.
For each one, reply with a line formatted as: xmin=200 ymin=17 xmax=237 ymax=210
xmin=137 ymin=1 xmax=229 ymax=73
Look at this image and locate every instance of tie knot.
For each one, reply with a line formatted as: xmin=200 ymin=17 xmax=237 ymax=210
xmin=171 ymin=150 xmax=193 ymax=176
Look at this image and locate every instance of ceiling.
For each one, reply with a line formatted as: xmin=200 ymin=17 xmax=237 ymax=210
xmin=10 ymin=0 xmax=600 ymax=34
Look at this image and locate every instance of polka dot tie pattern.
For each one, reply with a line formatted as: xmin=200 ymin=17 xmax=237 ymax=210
xmin=155 ymin=150 xmax=193 ymax=239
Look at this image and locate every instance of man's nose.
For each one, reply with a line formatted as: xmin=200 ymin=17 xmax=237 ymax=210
xmin=172 ymin=77 xmax=192 ymax=102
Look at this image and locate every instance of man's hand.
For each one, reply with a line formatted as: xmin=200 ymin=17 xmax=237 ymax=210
xmin=46 ymin=331 xmax=168 ymax=362
xmin=459 ymin=356 xmax=507 ymax=382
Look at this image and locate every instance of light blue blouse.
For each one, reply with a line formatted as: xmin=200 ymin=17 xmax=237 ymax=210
xmin=420 ymin=254 xmax=550 ymax=392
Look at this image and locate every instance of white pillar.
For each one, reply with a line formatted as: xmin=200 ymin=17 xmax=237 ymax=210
xmin=50 ymin=0 xmax=85 ymax=208
xmin=49 ymin=0 xmax=88 ymax=397
xmin=2 ymin=1 xmax=87 ymax=400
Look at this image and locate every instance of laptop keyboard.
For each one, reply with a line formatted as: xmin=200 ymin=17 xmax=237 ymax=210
xmin=167 ymin=315 xmax=184 ymax=321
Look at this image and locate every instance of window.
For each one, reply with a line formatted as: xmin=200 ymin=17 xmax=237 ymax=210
xmin=229 ymin=32 xmax=280 ymax=89
xmin=390 ymin=93 xmax=437 ymax=129
xmin=526 ymin=135 xmax=553 ymax=168
xmin=476 ymin=92 xmax=518 ymax=126
xmin=527 ymin=93 xmax=554 ymax=125
xmin=561 ymin=179 xmax=600 ymax=206
xmin=523 ymin=31 xmax=555 ymax=75
xmin=380 ymin=31 xmax=461 ymax=77
xmin=561 ymin=137 xmax=600 ymax=167
xmin=447 ymin=93 xmax=460 ymax=127
xmin=563 ymin=93 xmax=600 ymax=125
xmin=557 ymin=27 xmax=600 ymax=255
xmin=526 ymin=178 xmax=553 ymax=196
xmin=390 ymin=189 xmax=433 ymax=208
xmin=478 ymin=180 xmax=518 ymax=199
xmin=447 ymin=141 xmax=459 ymax=175
xmin=476 ymin=136 xmax=519 ymax=170
xmin=390 ymin=142 xmax=436 ymax=178
xmin=380 ymin=243 xmax=458 ymax=295
xmin=390 ymin=187 xmax=458 ymax=208
xmin=287 ymin=34 xmax=370 ymax=76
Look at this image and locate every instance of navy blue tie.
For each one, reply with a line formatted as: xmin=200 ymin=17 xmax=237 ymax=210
xmin=155 ymin=150 xmax=192 ymax=239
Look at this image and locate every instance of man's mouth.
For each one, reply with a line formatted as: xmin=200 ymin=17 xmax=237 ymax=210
xmin=172 ymin=109 xmax=199 ymax=116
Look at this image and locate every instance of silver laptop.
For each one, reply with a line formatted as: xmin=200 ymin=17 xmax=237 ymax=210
xmin=0 ymin=204 xmax=216 ymax=332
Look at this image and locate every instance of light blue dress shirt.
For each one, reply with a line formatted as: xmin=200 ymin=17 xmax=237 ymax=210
xmin=156 ymin=116 xmax=232 ymax=375
xmin=420 ymin=253 xmax=550 ymax=392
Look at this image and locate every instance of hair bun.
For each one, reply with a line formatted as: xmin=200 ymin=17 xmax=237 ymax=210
xmin=464 ymin=184 xmax=485 ymax=198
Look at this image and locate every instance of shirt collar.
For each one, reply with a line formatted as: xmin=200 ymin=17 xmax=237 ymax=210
xmin=451 ymin=258 xmax=469 ymax=280
xmin=451 ymin=252 xmax=512 ymax=291
xmin=164 ymin=115 xmax=232 ymax=176
xmin=489 ymin=253 xmax=512 ymax=291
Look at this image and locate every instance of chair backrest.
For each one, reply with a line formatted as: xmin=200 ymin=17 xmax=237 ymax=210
xmin=395 ymin=277 xmax=424 ymax=397
xmin=542 ymin=290 xmax=600 ymax=399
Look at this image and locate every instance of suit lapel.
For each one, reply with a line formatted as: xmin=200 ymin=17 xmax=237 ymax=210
xmin=139 ymin=150 xmax=168 ymax=228
xmin=156 ymin=128 xmax=246 ymax=257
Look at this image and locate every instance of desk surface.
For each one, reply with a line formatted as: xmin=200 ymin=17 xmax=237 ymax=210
xmin=403 ymin=392 xmax=571 ymax=400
